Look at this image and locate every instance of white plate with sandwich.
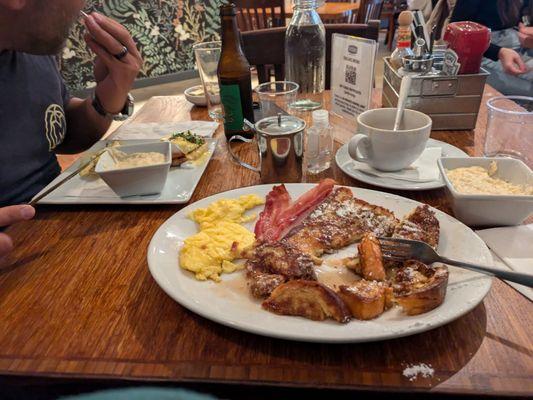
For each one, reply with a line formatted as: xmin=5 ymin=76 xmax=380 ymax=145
xmin=32 ymin=131 xmax=217 ymax=205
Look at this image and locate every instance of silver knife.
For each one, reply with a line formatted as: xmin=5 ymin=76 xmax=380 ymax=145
xmin=28 ymin=149 xmax=106 ymax=206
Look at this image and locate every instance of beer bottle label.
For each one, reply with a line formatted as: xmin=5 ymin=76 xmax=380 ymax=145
xmin=220 ymin=83 xmax=244 ymax=131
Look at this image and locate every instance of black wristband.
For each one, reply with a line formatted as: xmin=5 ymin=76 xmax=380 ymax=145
xmin=91 ymin=92 xmax=112 ymax=118
xmin=91 ymin=92 xmax=133 ymax=121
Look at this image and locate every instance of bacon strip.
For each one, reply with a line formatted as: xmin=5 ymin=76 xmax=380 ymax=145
xmin=254 ymin=184 xmax=291 ymax=241
xmin=258 ymin=179 xmax=336 ymax=242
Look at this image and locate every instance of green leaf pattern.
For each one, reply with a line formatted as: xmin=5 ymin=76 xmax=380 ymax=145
xmin=61 ymin=0 xmax=224 ymax=92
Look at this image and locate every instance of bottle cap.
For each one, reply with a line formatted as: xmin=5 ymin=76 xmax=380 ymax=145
xmin=220 ymin=3 xmax=237 ymax=16
xmin=398 ymin=11 xmax=413 ymax=27
xmin=293 ymin=0 xmax=319 ymax=8
xmin=312 ymin=109 xmax=329 ymax=125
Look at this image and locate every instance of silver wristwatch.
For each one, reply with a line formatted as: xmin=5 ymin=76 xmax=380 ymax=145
xmin=92 ymin=91 xmax=134 ymax=121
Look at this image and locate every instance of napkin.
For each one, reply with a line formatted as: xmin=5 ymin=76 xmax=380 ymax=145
xmin=110 ymin=121 xmax=218 ymax=140
xmin=345 ymin=147 xmax=443 ymax=183
xmin=476 ymin=225 xmax=533 ymax=301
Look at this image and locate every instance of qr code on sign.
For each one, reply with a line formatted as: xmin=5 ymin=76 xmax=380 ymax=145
xmin=344 ymin=65 xmax=357 ymax=85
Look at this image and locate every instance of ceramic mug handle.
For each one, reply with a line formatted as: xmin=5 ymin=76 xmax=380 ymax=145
xmin=348 ymin=134 xmax=371 ymax=163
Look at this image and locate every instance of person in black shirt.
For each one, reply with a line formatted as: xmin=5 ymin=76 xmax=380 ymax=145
xmin=451 ymin=0 xmax=532 ymax=95
xmin=0 ymin=0 xmax=142 ymax=262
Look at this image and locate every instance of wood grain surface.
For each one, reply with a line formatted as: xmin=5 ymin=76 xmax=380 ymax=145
xmin=1 ymin=87 xmax=532 ymax=397
xmin=259 ymin=1 xmax=360 ymax=19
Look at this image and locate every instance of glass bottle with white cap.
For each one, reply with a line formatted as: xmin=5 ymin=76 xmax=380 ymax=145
xmin=285 ymin=0 xmax=325 ymax=110
xmin=306 ymin=109 xmax=333 ymax=174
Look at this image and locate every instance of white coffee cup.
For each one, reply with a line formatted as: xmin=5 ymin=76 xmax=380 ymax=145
xmin=348 ymin=108 xmax=432 ymax=172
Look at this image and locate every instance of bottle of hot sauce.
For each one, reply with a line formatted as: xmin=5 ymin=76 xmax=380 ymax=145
xmin=390 ymin=11 xmax=414 ymax=70
xmin=217 ymin=3 xmax=254 ymax=140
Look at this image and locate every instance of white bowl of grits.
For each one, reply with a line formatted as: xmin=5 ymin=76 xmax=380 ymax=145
xmin=95 ymin=142 xmax=171 ymax=197
xmin=438 ymin=157 xmax=533 ymax=226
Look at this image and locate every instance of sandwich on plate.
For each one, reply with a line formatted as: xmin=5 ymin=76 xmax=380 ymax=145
xmin=163 ymin=131 xmax=207 ymax=166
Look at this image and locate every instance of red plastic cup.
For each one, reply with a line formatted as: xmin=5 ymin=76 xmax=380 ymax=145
xmin=444 ymin=21 xmax=491 ymax=75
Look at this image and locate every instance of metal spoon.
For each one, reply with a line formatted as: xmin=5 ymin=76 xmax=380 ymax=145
xmin=393 ymin=75 xmax=412 ymax=131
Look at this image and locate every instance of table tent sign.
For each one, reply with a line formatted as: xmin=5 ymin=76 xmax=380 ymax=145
xmin=330 ymin=34 xmax=377 ymax=121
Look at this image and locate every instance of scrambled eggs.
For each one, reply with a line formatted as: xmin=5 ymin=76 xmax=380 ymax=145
xmin=180 ymin=194 xmax=265 ymax=281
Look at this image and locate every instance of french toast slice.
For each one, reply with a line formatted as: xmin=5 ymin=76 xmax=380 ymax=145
xmin=390 ymin=260 xmax=449 ymax=315
xmin=345 ymin=234 xmax=386 ymax=281
xmin=245 ymin=241 xmax=317 ymax=298
xmin=262 ymin=280 xmax=351 ymax=323
xmin=247 ymin=271 xmax=286 ymax=298
xmin=393 ymin=205 xmax=440 ymax=249
xmin=246 ymin=188 xmax=398 ymax=298
xmin=285 ymin=187 xmax=399 ymax=256
xmin=337 ymin=280 xmax=393 ymax=320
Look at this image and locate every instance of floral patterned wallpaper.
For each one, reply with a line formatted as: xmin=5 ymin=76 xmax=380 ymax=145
xmin=61 ymin=0 xmax=223 ymax=92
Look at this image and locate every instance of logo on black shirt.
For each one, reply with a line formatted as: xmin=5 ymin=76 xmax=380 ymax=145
xmin=44 ymin=104 xmax=66 ymax=151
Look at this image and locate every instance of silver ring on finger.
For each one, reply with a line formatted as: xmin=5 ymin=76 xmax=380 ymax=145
xmin=114 ymin=46 xmax=128 ymax=60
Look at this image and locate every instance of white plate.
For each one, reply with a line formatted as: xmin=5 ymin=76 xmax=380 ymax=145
xmin=33 ymin=139 xmax=216 ymax=205
xmin=336 ymin=139 xmax=468 ymax=191
xmin=148 ymin=184 xmax=492 ymax=343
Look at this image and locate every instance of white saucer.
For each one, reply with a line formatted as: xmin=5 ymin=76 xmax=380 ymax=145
xmin=335 ymin=138 xmax=468 ymax=191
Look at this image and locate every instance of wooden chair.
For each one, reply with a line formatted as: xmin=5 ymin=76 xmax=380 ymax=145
xmin=233 ymin=0 xmax=286 ymax=31
xmin=382 ymin=0 xmax=408 ymax=50
xmin=320 ymin=0 xmax=354 ymax=24
xmin=356 ymin=0 xmax=384 ymax=23
xmin=241 ymin=21 xmax=380 ymax=89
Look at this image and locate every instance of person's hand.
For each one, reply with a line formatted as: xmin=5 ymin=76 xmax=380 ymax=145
xmin=518 ymin=23 xmax=533 ymax=49
xmin=498 ymin=48 xmax=528 ymax=75
xmin=0 ymin=205 xmax=35 ymax=263
xmin=83 ymin=12 xmax=142 ymax=114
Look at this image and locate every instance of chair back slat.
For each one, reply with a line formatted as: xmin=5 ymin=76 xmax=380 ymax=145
xmin=359 ymin=0 xmax=384 ymax=23
xmin=256 ymin=65 xmax=270 ymax=83
xmin=241 ymin=21 xmax=380 ymax=89
xmin=273 ymin=64 xmax=284 ymax=81
xmin=233 ymin=0 xmax=287 ymax=31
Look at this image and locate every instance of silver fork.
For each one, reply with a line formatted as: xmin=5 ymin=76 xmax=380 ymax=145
xmin=378 ymin=237 xmax=533 ymax=288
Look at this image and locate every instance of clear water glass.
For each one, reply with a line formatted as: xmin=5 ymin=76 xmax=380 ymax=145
xmin=285 ymin=0 xmax=325 ymax=111
xmin=254 ymin=81 xmax=299 ymax=117
xmin=193 ymin=41 xmax=223 ymax=121
xmin=484 ymin=96 xmax=533 ymax=168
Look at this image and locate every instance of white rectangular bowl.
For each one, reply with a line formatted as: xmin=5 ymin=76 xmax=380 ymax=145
xmin=95 ymin=142 xmax=171 ymax=198
xmin=438 ymin=157 xmax=533 ymax=227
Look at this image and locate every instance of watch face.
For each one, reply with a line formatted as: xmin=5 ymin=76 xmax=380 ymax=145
xmin=125 ymin=94 xmax=134 ymax=116
xmin=127 ymin=100 xmax=134 ymax=116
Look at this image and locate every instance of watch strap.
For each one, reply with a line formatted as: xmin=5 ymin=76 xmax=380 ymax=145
xmin=91 ymin=92 xmax=111 ymax=118
xmin=91 ymin=92 xmax=134 ymax=121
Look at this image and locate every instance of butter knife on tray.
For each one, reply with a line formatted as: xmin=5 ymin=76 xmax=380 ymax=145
xmin=28 ymin=148 xmax=109 ymax=206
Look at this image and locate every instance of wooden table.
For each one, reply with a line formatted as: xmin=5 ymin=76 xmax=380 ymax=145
xmin=287 ymin=2 xmax=359 ymax=19
xmin=1 ymin=87 xmax=532 ymax=399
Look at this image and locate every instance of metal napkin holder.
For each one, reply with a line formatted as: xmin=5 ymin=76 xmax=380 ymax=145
xmin=382 ymin=57 xmax=489 ymax=130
